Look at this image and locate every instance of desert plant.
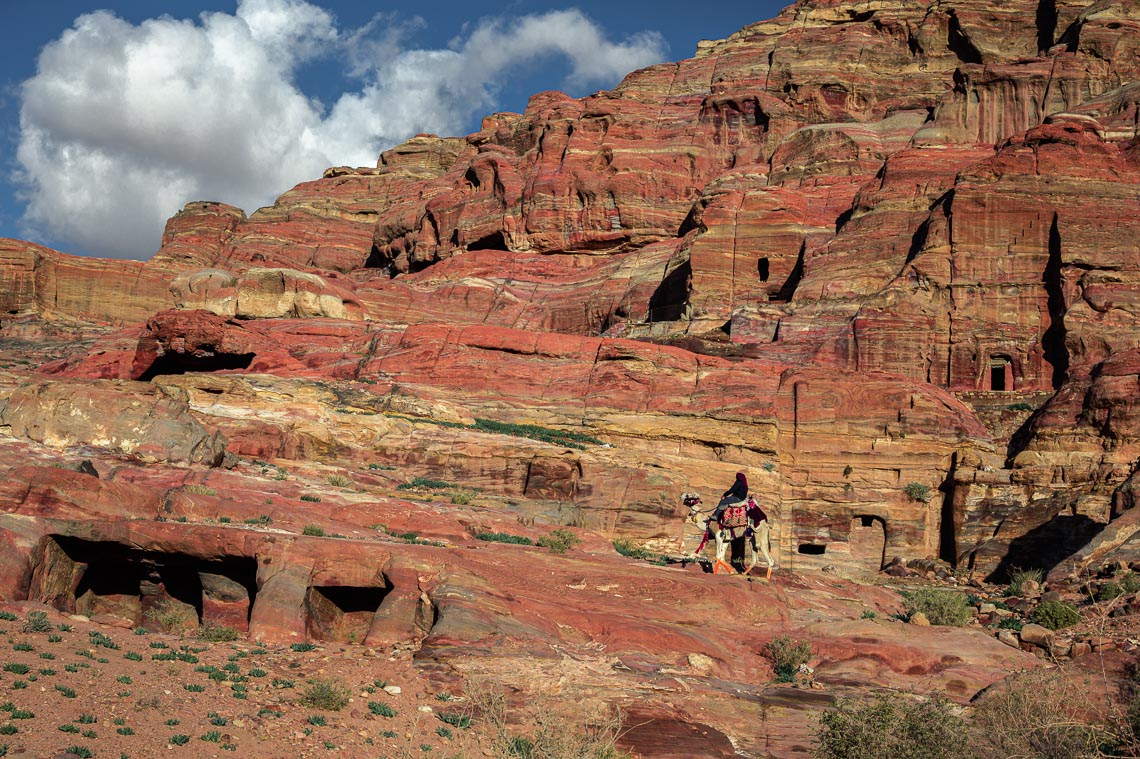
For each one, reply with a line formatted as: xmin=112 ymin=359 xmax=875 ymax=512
xmin=301 ymin=524 xmax=325 ymax=537
xmin=537 ymin=529 xmax=581 ymax=554
xmin=438 ymin=711 xmax=472 ymax=729
xmin=300 ymin=678 xmax=350 ymax=711
xmin=816 ymin=691 xmax=967 ymax=759
xmin=476 ymin=531 xmax=534 ymax=546
xmin=77 ymin=714 xmax=96 ymax=724
xmin=326 ymin=474 xmax=352 ymax=488
xmin=306 ymin=714 xmax=326 ymax=726
xmin=613 ymin=539 xmax=652 ymax=560
xmin=197 ymin=625 xmax=239 ymax=642
xmin=64 ymin=747 xmax=92 ymax=758
xmin=299 ymin=494 xmax=322 ymax=503
xmin=1005 ymin=567 xmax=1044 ymax=596
xmin=1099 ymin=582 xmax=1125 ymax=602
xmin=1031 ymin=600 xmax=1080 ymax=630
xmin=466 ymin=680 xmax=628 ymax=759
xmin=290 ymin=642 xmax=315 ymax=652
xmin=201 ymin=730 xmax=222 ymax=741
xmin=368 ymin=701 xmax=397 ymax=718
xmin=451 ymin=490 xmax=474 ymax=505
xmin=767 ymin=636 xmax=813 ymax=682
xmin=21 ymin=611 xmax=52 ymax=634
xmin=903 ymin=482 xmax=931 ymax=502
xmin=0 ymin=613 xmax=16 ymax=622
xmin=145 ymin=599 xmax=196 ymax=632
xmin=970 ymin=668 xmax=1108 ymax=758
xmin=901 ymin=588 xmax=972 ymax=627
xmin=170 ymin=734 xmax=190 ymax=745
xmin=396 ymin=477 xmax=456 ymax=491
xmin=183 ymin=484 xmax=216 ymax=496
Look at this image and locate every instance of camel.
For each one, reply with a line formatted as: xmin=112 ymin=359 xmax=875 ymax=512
xmin=683 ymin=492 xmax=774 ymax=578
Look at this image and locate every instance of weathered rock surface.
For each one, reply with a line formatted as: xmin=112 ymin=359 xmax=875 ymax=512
xmin=1 ymin=0 xmax=1140 ymax=755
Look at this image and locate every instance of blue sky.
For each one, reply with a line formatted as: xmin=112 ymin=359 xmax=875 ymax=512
xmin=2 ymin=1 xmax=784 ymax=259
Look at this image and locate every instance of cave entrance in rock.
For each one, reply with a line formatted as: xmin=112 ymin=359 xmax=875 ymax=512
xmin=757 ymin=257 xmax=770 ymax=282
xmin=989 ymin=355 xmax=1013 ymax=391
xmin=35 ymin=536 xmax=258 ymax=632
xmin=849 ymin=515 xmax=887 ymax=571
xmin=305 ymin=583 xmax=393 ymax=644
xmin=135 ymin=349 xmax=255 ymax=381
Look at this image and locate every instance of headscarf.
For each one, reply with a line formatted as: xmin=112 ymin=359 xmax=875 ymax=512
xmin=723 ymin=471 xmax=748 ymax=501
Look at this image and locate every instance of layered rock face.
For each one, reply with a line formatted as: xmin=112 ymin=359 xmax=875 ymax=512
xmin=3 ymin=0 xmax=1138 ymax=577
xmin=1 ymin=2 xmax=1140 ymax=753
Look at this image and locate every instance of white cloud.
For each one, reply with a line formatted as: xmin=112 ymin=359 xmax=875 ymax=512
xmin=15 ymin=1 xmax=667 ymax=259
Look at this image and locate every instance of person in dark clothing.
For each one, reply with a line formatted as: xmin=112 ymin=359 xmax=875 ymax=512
xmin=717 ymin=472 xmax=748 ymax=514
xmin=714 ymin=472 xmax=750 ymax=568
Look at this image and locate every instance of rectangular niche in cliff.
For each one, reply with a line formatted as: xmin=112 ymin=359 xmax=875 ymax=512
xmin=849 ymin=515 xmax=887 ymax=571
xmin=305 ymin=583 xmax=392 ymax=644
xmin=797 ymin=543 xmax=827 ymax=555
xmin=989 ymin=355 xmax=1013 ymax=391
xmin=30 ymin=536 xmax=258 ymax=633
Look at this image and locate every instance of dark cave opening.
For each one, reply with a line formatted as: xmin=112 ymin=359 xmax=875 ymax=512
xmin=136 ymin=349 xmax=255 ymax=381
xmin=43 ymin=536 xmax=258 ymax=630
xmin=798 ymin=543 xmax=827 ymax=555
xmin=467 ymin=231 xmax=508 ymax=251
xmin=305 ymin=583 xmax=393 ymax=644
xmin=1036 ymin=0 xmax=1058 ymax=52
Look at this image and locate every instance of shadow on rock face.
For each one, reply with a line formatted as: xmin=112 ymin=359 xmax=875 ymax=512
xmin=989 ymin=514 xmax=1104 ymax=583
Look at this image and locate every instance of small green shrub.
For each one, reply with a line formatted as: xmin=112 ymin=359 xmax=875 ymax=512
xmin=326 ymin=474 xmax=352 ymax=488
xmin=475 ymin=531 xmax=534 ymax=546
xmin=438 ymin=712 xmax=472 ymax=729
xmin=613 ymin=538 xmax=652 ymax=560
xmin=198 ymin=625 xmax=239 ymax=642
xmin=65 ymin=747 xmax=92 ymax=759
xmin=1006 ymin=402 xmax=1034 ymax=412
xmin=59 ymin=723 xmax=80 ymax=733
xmin=1122 ymin=572 xmax=1140 ymax=594
xmin=183 ymin=484 xmax=217 ymax=496
xmin=56 ymin=684 xmax=78 ymax=697
xmin=78 ymin=714 xmax=96 ymax=724
xmin=290 ymin=642 xmax=315 ymax=653
xmin=436 ymin=726 xmax=452 ymax=739
xmin=300 ymin=678 xmax=350 ymax=711
xmin=396 ymin=477 xmax=455 ymax=491
xmin=183 ymin=684 xmax=205 ymax=693
xmin=902 ymin=588 xmax=972 ymax=626
xmin=903 ymin=482 xmax=931 ymax=503
xmin=1031 ymin=600 xmax=1080 ymax=630
xmin=208 ymin=713 xmax=228 ymax=726
xmin=170 ymin=734 xmax=190 ymax=746
xmin=302 ymin=524 xmax=325 ymax=537
xmin=201 ymin=730 xmax=222 ymax=742
xmin=117 ymin=726 xmax=135 ymax=735
xmin=0 ymin=613 xmax=16 ymax=622
xmin=124 ymin=651 xmax=142 ymax=661
xmin=1004 ymin=567 xmax=1044 ymax=596
xmin=817 ymin=692 xmax=967 ymax=759
xmin=9 ymin=709 xmax=33 ymax=719
xmin=994 ymin=616 xmax=1023 ymax=632
xmin=22 ymin=611 xmax=53 ymax=634
xmin=2 ymin=665 xmax=28 ymax=676
xmin=0 ymin=727 xmax=14 ymax=736
xmin=369 ymin=701 xmax=397 ymax=718
xmin=537 ymin=529 xmax=581 ymax=554
xmin=767 ymin=636 xmax=812 ymax=682
xmin=10 ymin=644 xmax=31 ymax=653
xmin=307 ymin=714 xmax=326 ymax=726
xmin=300 ymin=494 xmax=322 ymax=503
xmin=451 ymin=490 xmax=474 ymax=505
xmin=1098 ymin=582 xmax=1125 ymax=601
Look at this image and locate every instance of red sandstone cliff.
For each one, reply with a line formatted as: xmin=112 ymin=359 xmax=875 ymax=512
xmin=1 ymin=1 xmax=1139 ymax=755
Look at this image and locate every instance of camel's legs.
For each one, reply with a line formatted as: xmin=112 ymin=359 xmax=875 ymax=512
xmin=748 ymin=522 xmax=774 ymax=579
xmin=713 ymin=529 xmax=735 ymax=574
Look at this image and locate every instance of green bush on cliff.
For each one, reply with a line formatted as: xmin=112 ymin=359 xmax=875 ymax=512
xmin=901 ymin=589 xmax=972 ymax=627
xmin=903 ymin=483 xmax=931 ymax=503
xmin=475 ymin=531 xmax=534 ymax=546
xmin=816 ymin=692 xmax=966 ymax=759
xmin=767 ymin=636 xmax=812 ymax=682
xmin=537 ymin=529 xmax=581 ymax=554
xmin=1030 ymin=600 xmax=1080 ymax=630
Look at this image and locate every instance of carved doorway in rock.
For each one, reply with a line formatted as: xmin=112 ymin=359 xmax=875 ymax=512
xmin=305 ymin=584 xmax=392 ymax=644
xmin=849 ymin=515 xmax=886 ymax=571
xmin=989 ymin=355 xmax=1013 ymax=391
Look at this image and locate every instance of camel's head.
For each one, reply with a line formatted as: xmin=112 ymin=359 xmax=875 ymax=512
xmin=681 ymin=492 xmax=702 ymax=519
